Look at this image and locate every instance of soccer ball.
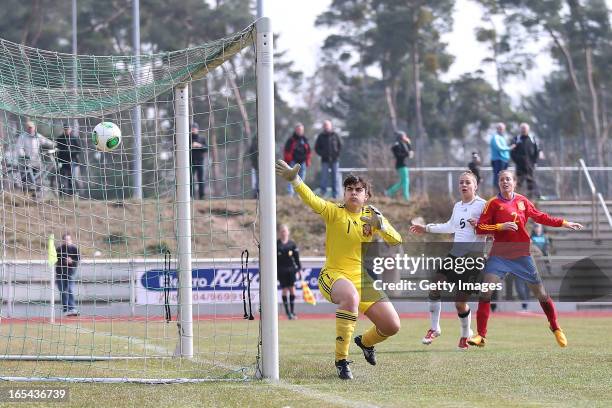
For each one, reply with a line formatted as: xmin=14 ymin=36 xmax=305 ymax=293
xmin=92 ymin=122 xmax=122 ymax=152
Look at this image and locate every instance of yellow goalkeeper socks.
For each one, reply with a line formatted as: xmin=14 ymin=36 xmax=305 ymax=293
xmin=362 ymin=325 xmax=390 ymax=347
xmin=335 ymin=309 xmax=358 ymax=361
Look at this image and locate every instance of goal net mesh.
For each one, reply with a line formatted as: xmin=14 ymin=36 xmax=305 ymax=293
xmin=0 ymin=22 xmax=262 ymax=382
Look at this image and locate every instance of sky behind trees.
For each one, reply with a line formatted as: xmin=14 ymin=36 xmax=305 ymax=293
xmin=270 ymin=0 xmax=558 ymax=106
xmin=0 ymin=0 xmax=609 ymax=173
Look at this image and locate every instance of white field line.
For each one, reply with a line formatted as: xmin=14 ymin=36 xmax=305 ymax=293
xmin=61 ymin=323 xmax=244 ymax=373
xmin=62 ymin=323 xmax=380 ymax=407
xmin=273 ymin=381 xmax=381 ymax=408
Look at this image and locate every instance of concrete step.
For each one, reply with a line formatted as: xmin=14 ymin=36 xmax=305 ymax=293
xmin=536 ymin=214 xmax=612 ymax=231
xmin=542 ymin=221 xmax=612 ymax=231
xmin=547 ymin=231 xmax=612 ymax=240
xmin=536 ymin=202 xmax=612 ymax=214
xmin=538 ymin=201 xmax=611 ymax=209
xmin=537 ymin=206 xmax=612 ymax=216
xmin=553 ymin=228 xmax=612 ymax=236
xmin=535 ymin=202 xmax=612 ymax=233
xmin=546 ymin=225 xmax=612 ymax=233
xmin=541 ymin=204 xmax=611 ymax=212
xmin=538 ymin=201 xmax=612 ymax=206
xmin=553 ymin=249 xmax=610 ymax=257
xmin=550 ymin=239 xmax=612 ymax=249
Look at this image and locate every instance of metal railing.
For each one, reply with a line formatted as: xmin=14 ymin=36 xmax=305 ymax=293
xmin=579 ymin=159 xmax=599 ymax=238
xmin=578 ymin=159 xmax=612 ymax=239
xmin=339 ymin=165 xmax=612 ymax=200
xmin=337 ymin=162 xmax=612 ymax=238
xmin=598 ymin=193 xmax=612 ymax=228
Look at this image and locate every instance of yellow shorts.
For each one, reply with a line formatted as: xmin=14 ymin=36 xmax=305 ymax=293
xmin=317 ymin=268 xmax=387 ymax=314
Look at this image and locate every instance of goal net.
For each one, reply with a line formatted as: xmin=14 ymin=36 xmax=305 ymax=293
xmin=0 ymin=19 xmax=278 ymax=383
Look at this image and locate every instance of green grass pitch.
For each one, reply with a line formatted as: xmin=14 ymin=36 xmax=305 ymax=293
xmin=2 ymin=315 xmax=612 ymax=407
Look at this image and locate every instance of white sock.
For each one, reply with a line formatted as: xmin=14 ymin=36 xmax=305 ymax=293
xmin=459 ymin=309 xmax=472 ymax=338
xmin=429 ymin=299 xmax=441 ymax=333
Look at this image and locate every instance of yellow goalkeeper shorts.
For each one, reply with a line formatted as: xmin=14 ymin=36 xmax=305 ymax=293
xmin=317 ymin=268 xmax=387 ymax=314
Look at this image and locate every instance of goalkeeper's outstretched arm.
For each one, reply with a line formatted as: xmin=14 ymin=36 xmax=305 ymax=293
xmin=275 ymin=159 xmax=335 ymax=222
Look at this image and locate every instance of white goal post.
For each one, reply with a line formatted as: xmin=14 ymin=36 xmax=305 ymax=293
xmin=255 ymin=17 xmax=279 ymax=381
xmin=0 ymin=18 xmax=278 ymax=382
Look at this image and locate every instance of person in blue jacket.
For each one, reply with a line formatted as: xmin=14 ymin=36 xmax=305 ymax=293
xmin=489 ymin=122 xmax=515 ymax=192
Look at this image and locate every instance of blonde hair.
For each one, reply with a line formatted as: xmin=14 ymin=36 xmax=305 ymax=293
xmin=459 ymin=171 xmax=478 ymax=185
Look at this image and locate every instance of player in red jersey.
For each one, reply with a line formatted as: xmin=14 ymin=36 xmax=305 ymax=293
xmin=468 ymin=170 xmax=583 ymax=348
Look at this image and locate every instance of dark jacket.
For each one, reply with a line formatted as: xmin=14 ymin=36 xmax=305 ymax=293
xmin=56 ymin=243 xmax=80 ymax=274
xmin=190 ymin=132 xmax=209 ymax=163
xmin=249 ymin=135 xmax=258 ymax=169
xmin=55 ymin=132 xmax=82 ymax=164
xmin=277 ymin=239 xmax=301 ymax=272
xmin=314 ymin=131 xmax=342 ymax=163
xmin=391 ymin=139 xmax=412 ymax=168
xmin=283 ymin=133 xmax=312 ymax=166
xmin=511 ymin=134 xmax=538 ymax=170
xmin=468 ymin=160 xmax=482 ymax=184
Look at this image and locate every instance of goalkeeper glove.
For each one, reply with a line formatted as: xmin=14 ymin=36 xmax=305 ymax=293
xmin=275 ymin=159 xmax=301 ymax=182
xmin=360 ymin=205 xmax=385 ymax=232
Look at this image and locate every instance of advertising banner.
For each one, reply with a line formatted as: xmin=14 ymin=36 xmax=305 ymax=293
xmin=136 ymin=266 xmax=324 ymax=305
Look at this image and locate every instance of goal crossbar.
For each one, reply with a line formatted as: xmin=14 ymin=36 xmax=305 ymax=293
xmin=0 ymin=18 xmax=278 ymax=381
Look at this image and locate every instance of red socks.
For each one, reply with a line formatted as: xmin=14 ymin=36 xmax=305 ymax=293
xmin=476 ymin=297 xmax=559 ymax=338
xmin=539 ymin=296 xmax=560 ymax=331
xmin=476 ymin=300 xmax=491 ymax=337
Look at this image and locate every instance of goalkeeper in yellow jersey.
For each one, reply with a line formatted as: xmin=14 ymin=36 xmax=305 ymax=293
xmin=276 ymin=160 xmax=402 ymax=380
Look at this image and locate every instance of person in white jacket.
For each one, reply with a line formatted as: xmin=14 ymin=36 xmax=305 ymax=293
xmin=409 ymin=171 xmax=487 ymax=350
xmin=15 ymin=121 xmax=55 ymax=194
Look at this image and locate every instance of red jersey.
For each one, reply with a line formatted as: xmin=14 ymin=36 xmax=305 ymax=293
xmin=476 ymin=193 xmax=564 ymax=258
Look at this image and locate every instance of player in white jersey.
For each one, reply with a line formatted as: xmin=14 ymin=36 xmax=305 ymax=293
xmin=409 ymin=172 xmax=486 ymax=350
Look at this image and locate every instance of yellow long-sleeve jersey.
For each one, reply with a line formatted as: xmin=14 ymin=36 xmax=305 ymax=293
xmin=293 ymin=180 xmax=402 ymax=278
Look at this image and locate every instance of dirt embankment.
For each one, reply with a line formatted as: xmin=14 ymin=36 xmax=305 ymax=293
xmin=2 ymin=192 xmax=453 ymax=259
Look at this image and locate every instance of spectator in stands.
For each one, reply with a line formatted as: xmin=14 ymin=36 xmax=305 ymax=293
xmin=249 ymin=134 xmax=258 ymax=198
xmin=489 ymin=123 xmax=513 ymax=192
xmin=55 ymin=123 xmax=82 ymax=196
xmin=511 ymin=123 xmax=540 ymax=199
xmin=277 ymin=224 xmax=302 ymax=320
xmin=190 ymin=122 xmax=208 ymax=200
xmin=315 ymin=120 xmax=342 ymax=199
xmin=531 ymin=223 xmax=552 ymax=274
xmin=468 ymin=151 xmax=482 ymax=185
xmin=283 ymin=123 xmax=311 ymax=197
xmin=15 ymin=121 xmax=55 ymax=196
xmin=385 ymin=131 xmax=413 ymax=200
xmin=56 ymin=233 xmax=80 ymax=317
